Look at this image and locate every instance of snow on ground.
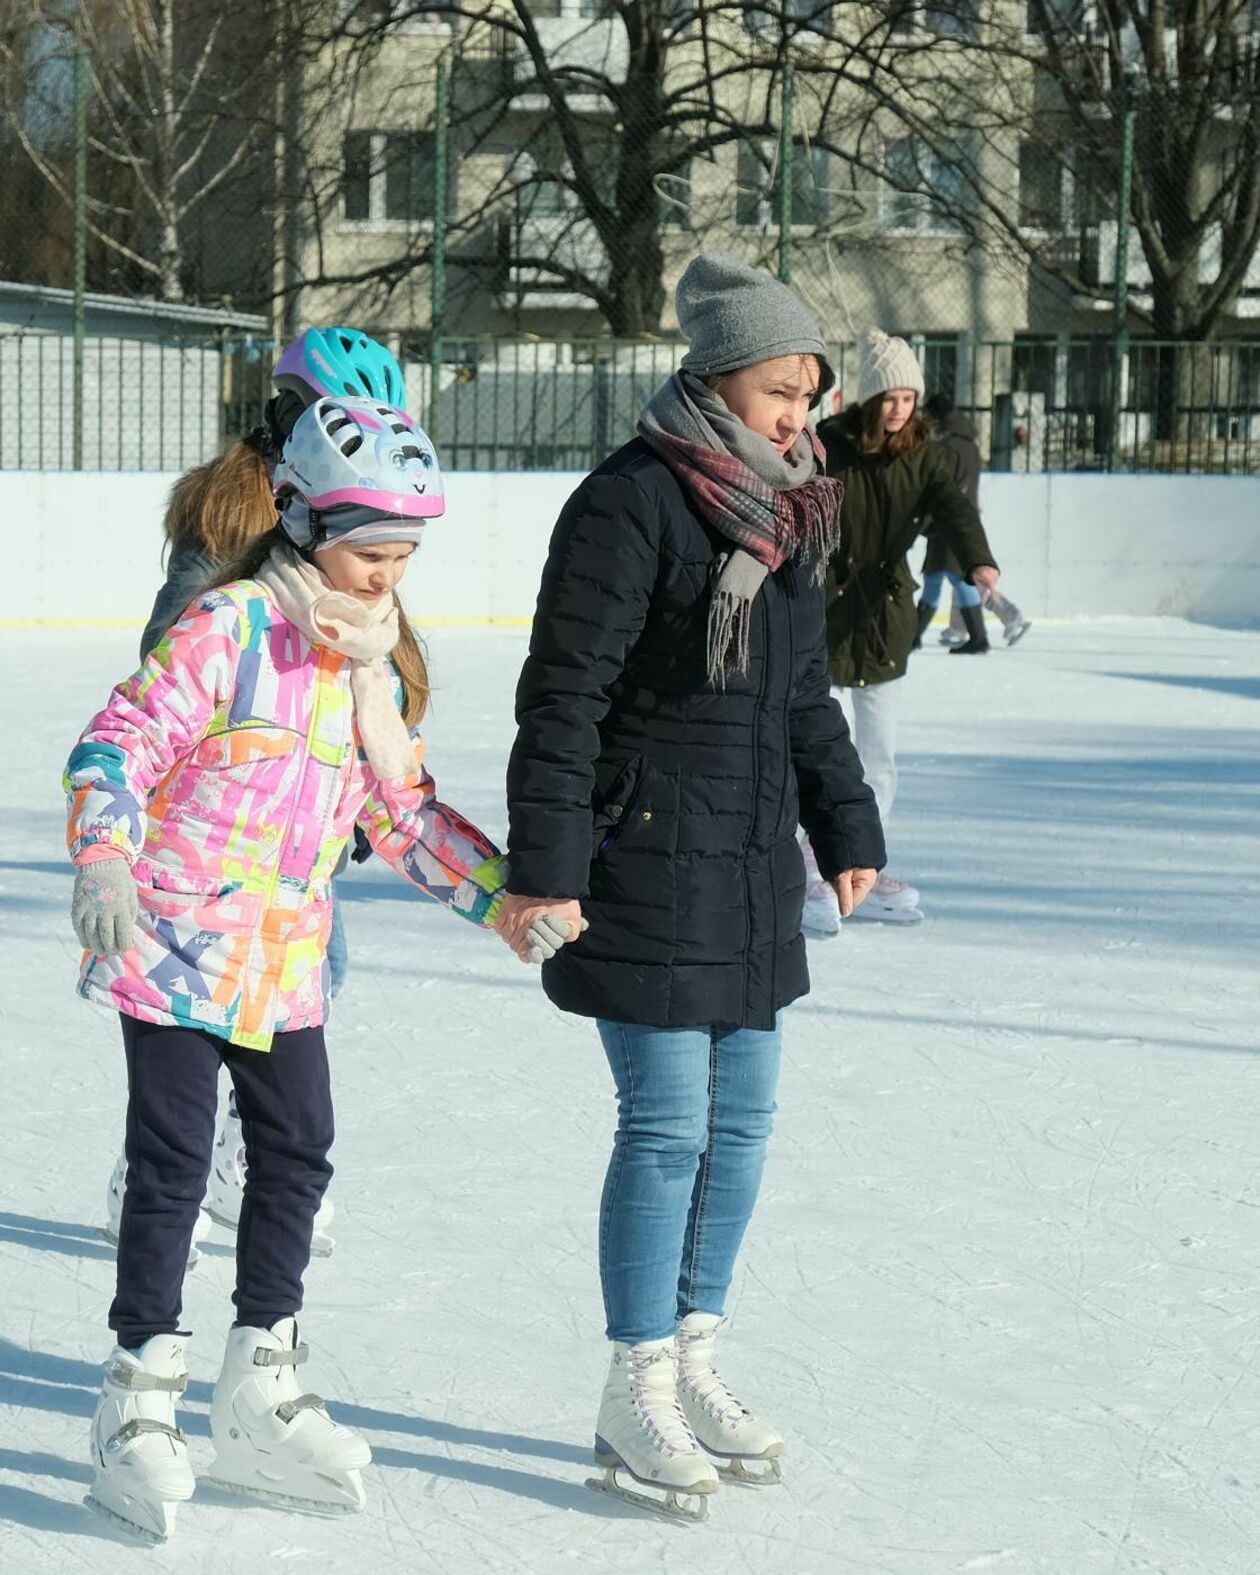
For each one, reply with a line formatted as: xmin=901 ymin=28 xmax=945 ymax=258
xmin=1 ymin=617 xmax=1258 ymax=1575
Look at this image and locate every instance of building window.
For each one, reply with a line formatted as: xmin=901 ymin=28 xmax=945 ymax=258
xmin=736 ymin=139 xmax=771 ymax=225
xmin=658 ymin=157 xmax=692 ymax=230
xmin=342 ymin=131 xmax=446 ymax=224
xmin=925 ymin=0 xmax=980 ymax=37
xmin=343 ymin=131 xmax=373 ymax=222
xmin=737 ymin=138 xmax=829 ymax=227
xmin=883 ymin=137 xmax=964 ymax=234
xmin=1019 ymin=142 xmax=1063 ymax=230
xmin=786 ymin=0 xmax=829 ymax=34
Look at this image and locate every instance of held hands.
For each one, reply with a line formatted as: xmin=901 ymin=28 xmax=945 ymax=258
xmin=71 ymin=856 xmax=139 ymax=955
xmin=494 ymin=892 xmax=588 ymax=965
xmin=971 ymin=565 xmax=1001 ymax=603
xmin=831 ymin=868 xmax=878 ymax=919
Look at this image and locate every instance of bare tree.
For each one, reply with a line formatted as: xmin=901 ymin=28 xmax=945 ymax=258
xmin=0 ymin=0 xmax=277 ymax=301
xmin=306 ymin=0 xmax=942 ymax=336
xmin=847 ymin=0 xmax=1260 ymax=342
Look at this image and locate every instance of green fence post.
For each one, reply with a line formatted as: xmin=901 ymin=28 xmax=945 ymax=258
xmin=72 ymin=42 xmax=88 ymax=470
xmin=778 ymin=63 xmax=794 ymax=284
xmin=429 ymin=56 xmax=449 ymax=436
xmin=1109 ymin=74 xmax=1137 ymax=473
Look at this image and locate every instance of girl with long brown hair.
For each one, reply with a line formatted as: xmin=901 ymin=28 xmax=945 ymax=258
xmin=807 ymin=329 xmax=1001 ymax=931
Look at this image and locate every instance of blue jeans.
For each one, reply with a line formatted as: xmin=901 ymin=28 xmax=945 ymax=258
xmin=327 ymin=886 xmax=348 ymax=999
xmin=921 ymin=570 xmax=981 ymax=610
xmin=596 ymin=1018 xmax=782 ymax=1343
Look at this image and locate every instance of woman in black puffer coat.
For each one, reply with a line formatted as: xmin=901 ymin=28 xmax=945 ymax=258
xmin=497 ymin=252 xmax=885 ymax=1506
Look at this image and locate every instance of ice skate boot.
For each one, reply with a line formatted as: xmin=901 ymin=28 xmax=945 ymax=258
xmin=86 ymin=1334 xmax=195 ymax=1543
xmin=676 ymin=1313 xmax=784 ymax=1485
xmin=848 ymin=873 xmax=924 ymax=925
xmin=587 ymin=1337 xmax=719 ymax=1522
xmin=801 ymin=877 xmax=842 ymax=939
xmin=204 ymin=1317 xmax=370 ymax=1515
xmin=204 ymin=1112 xmax=336 ymax=1257
xmin=102 ymin=1153 xmax=211 ymax=1268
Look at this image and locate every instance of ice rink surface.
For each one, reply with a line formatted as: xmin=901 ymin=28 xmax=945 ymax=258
xmin=1 ymin=617 xmax=1257 ymax=1575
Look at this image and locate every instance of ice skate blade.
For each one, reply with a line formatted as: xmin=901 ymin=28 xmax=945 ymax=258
xmin=84 ymin=1488 xmax=175 ymax=1545
xmin=309 ymin=1231 xmax=336 ymax=1259
xmin=713 ymin=1453 xmax=783 ymax=1486
xmin=586 ymin=1467 xmax=712 ymax=1523
xmin=848 ymin=904 xmax=924 ymax=926
xmin=201 ymin=1468 xmax=366 ymax=1517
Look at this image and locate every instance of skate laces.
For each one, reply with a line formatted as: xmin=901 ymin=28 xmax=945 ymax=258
xmin=627 ymin=1347 xmax=700 ymax=1458
xmin=677 ymin=1329 xmax=751 ymax=1425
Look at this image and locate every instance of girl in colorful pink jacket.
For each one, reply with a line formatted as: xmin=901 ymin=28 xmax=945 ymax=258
xmin=66 ymin=396 xmax=509 ymax=1542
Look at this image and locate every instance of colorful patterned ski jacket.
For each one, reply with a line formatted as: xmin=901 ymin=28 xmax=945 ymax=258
xmin=65 ymin=580 xmax=504 ymax=1051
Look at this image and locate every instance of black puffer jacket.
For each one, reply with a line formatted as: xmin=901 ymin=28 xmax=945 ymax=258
xmin=506 ymin=438 xmax=885 ymax=1031
xmin=818 ymin=410 xmax=997 ymax=688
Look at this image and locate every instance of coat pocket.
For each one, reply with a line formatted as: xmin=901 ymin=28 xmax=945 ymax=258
xmin=135 ymin=863 xmax=263 ymax=935
xmin=591 ymin=755 xmax=647 ymax=858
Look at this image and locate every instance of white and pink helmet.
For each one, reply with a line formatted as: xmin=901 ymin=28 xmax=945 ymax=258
xmin=273 ymin=395 xmax=445 ymax=550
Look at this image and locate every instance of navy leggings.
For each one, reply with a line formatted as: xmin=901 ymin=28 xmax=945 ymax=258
xmin=110 ymin=1015 xmax=334 ymax=1348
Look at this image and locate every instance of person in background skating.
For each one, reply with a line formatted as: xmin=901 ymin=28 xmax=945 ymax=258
xmin=497 ymin=252 xmax=884 ymax=1520
xmin=102 ymin=326 xmax=408 ymax=1265
xmin=919 ymin=391 xmax=1032 ymax=651
xmin=66 ymin=397 xmax=535 ymax=1543
xmin=804 ymin=331 xmax=1000 ymax=935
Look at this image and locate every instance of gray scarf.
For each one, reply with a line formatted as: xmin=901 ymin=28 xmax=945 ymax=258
xmin=637 ymin=372 xmax=842 ymax=685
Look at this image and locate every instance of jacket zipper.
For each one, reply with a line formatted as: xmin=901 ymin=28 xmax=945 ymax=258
xmin=739 ymin=589 xmax=771 ymax=1023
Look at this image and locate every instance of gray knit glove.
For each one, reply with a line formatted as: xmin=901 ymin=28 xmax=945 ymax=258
xmin=524 ymin=914 xmax=588 ymax=965
xmin=71 ymin=858 xmax=139 ymax=955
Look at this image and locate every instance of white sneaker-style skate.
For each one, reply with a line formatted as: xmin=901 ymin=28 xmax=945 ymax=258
xmin=204 ymin=1317 xmax=370 ymax=1515
xmin=86 ymin=1333 xmax=195 ymax=1543
xmin=801 ymin=878 xmax=842 ymax=939
xmin=588 ymin=1337 xmax=720 ymax=1522
xmin=204 ymin=1113 xmax=336 ymax=1257
xmin=849 ymin=873 xmax=924 ymax=925
xmin=1004 ymin=617 xmax=1032 ymax=647
xmin=102 ymin=1154 xmax=212 ymax=1269
xmin=676 ymin=1313 xmax=784 ymax=1484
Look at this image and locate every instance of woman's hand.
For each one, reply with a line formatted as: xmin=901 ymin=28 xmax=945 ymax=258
xmin=831 ymin=868 xmax=878 ymax=919
xmin=971 ymin=565 xmax=1000 ymax=602
xmin=495 ymin=893 xmax=585 ymax=964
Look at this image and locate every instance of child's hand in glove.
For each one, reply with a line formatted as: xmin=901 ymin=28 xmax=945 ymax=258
xmin=71 ymin=855 xmax=139 ymax=956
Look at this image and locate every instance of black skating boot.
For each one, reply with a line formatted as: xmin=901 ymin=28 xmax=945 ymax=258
xmin=913 ymin=601 xmax=936 ymax=650
xmin=949 ymin=604 xmax=990 ymax=654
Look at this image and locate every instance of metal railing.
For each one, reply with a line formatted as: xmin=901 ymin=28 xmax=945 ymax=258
xmin=6 ymin=328 xmax=1260 ymax=475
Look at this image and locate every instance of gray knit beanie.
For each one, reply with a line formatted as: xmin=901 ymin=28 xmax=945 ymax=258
xmin=856 ymin=328 xmax=925 ymax=405
xmin=676 ymin=250 xmax=834 ymax=404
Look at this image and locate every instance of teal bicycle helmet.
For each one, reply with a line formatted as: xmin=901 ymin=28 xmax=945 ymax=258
xmin=273 ymin=326 xmax=407 ymax=409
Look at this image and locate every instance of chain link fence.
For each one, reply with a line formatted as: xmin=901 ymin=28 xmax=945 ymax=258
xmin=6 ymin=325 xmax=1260 ymax=475
xmin=2 ymin=3 xmax=1259 ymax=475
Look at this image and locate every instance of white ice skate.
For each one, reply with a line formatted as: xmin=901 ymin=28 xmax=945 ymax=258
xmin=102 ymin=1154 xmax=212 ymax=1269
xmin=86 ymin=1333 xmax=195 ymax=1544
xmin=848 ymin=873 xmax=924 ymax=925
xmin=587 ymin=1337 xmax=720 ymax=1522
xmin=204 ymin=1111 xmax=336 ymax=1257
xmin=203 ymin=1317 xmax=370 ymax=1515
xmin=801 ymin=878 xmax=842 ymax=939
xmin=676 ymin=1313 xmax=784 ymax=1485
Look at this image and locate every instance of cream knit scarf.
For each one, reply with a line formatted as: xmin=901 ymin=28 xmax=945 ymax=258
xmin=256 ymin=543 xmax=418 ymax=783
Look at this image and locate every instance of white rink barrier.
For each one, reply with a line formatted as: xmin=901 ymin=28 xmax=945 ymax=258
xmin=4 ymin=469 xmax=1258 ymax=626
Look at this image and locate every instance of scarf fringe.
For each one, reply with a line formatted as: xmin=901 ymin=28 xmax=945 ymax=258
xmin=707 ymin=587 xmax=754 ymax=691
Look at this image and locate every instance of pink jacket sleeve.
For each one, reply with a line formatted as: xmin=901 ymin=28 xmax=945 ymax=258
xmin=64 ymin=593 xmax=245 ymax=861
xmin=358 ymin=742 xmax=506 ymax=929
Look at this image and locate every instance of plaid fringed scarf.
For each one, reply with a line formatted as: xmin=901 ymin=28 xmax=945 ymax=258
xmin=638 ymin=372 xmax=843 ymax=686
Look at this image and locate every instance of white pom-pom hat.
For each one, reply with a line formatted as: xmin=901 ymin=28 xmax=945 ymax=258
xmin=856 ymin=329 xmax=925 ymax=406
